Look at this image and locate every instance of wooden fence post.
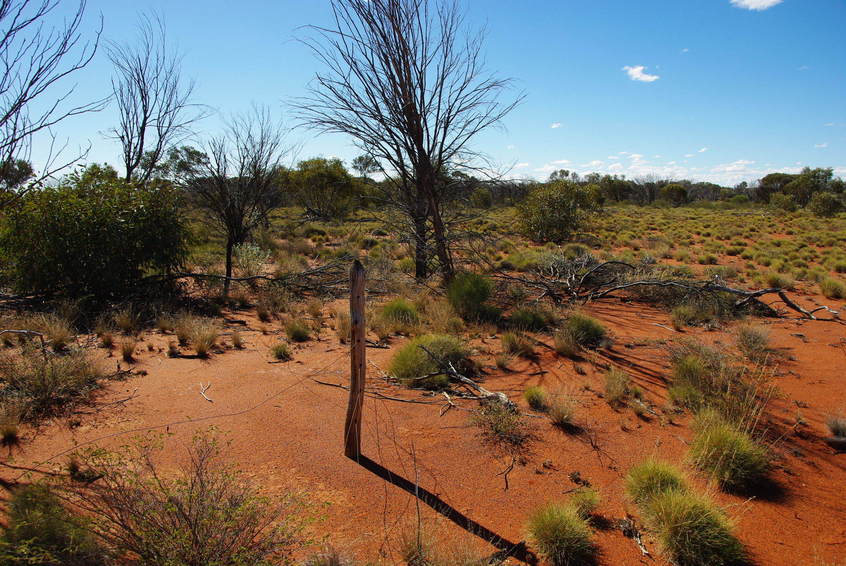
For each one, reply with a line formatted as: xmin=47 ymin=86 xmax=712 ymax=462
xmin=344 ymin=260 xmax=366 ymax=460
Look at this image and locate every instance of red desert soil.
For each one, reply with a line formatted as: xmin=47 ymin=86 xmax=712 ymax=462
xmin=3 ymin=298 xmax=846 ymax=565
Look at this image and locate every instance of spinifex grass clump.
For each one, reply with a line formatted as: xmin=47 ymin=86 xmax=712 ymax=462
xmin=447 ymin=272 xmax=499 ymax=321
xmin=625 ymin=459 xmax=688 ymax=506
xmin=561 ymin=313 xmax=606 ymax=349
xmin=389 ymin=334 xmax=472 ymax=389
xmin=501 ymin=331 xmax=534 ymax=358
xmin=689 ymin=410 xmax=770 ymax=492
xmin=735 ymin=324 xmax=771 ymax=364
xmin=523 ymin=385 xmax=549 ymax=411
xmin=526 ymin=502 xmax=595 ymax=566
xmin=471 ymin=402 xmax=529 ymax=450
xmin=379 ymin=298 xmax=419 ymax=327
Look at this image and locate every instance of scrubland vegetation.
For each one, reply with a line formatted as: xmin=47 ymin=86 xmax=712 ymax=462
xmin=0 ymin=0 xmax=844 ymax=564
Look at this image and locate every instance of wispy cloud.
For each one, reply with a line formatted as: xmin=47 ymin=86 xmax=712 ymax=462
xmin=622 ymin=65 xmax=660 ymax=82
xmin=815 ymin=142 xmax=828 ymax=148
xmin=730 ymin=0 xmax=783 ymax=10
xmin=681 ymin=48 xmax=690 ymax=54
xmin=515 ymin=162 xmax=530 ymax=168
xmin=551 ymin=159 xmax=570 ymax=165
xmin=550 ymin=122 xmax=562 ymax=129
xmin=797 ymin=65 xmax=810 ymax=72
xmin=698 ymin=147 xmax=709 ymax=153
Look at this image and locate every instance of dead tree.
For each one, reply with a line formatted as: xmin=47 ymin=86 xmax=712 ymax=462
xmin=107 ymin=13 xmax=201 ymax=184
xmin=0 ymin=0 xmax=104 ymax=208
xmin=295 ymin=0 xmax=523 ymax=281
xmin=180 ymin=106 xmax=291 ymax=297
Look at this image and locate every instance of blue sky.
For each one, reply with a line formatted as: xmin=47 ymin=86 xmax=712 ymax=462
xmin=32 ymin=0 xmax=846 ymax=185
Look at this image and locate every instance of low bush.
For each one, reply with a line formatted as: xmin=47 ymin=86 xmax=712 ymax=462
xmin=271 ymin=342 xmax=292 ymax=361
xmin=510 ymin=306 xmax=556 ymax=331
xmin=552 ymin=330 xmax=579 ymax=358
xmin=190 ymin=320 xmax=219 ymax=358
xmin=471 ymin=402 xmax=529 ymax=451
xmin=526 ymin=502 xmax=595 ymax=566
xmin=447 ymin=272 xmax=497 ymax=321
xmin=519 ymin=181 xmax=599 ymax=243
xmin=524 ymin=385 xmax=549 ymax=411
xmin=625 ymin=459 xmax=688 ymax=506
xmin=820 ymin=277 xmax=846 ymax=299
xmin=501 ymin=331 xmax=535 ymax=358
xmin=643 ymin=489 xmax=745 ymax=566
xmin=562 ymin=314 xmax=607 ymax=349
xmin=285 ymin=319 xmax=311 ymax=342
xmin=689 ymin=411 xmax=770 ymax=492
xmin=389 ymin=334 xmax=472 ymax=389
xmin=0 ymin=484 xmax=105 ymax=565
xmin=735 ymin=325 xmax=770 ymax=364
xmin=379 ymin=298 xmax=419 ymax=327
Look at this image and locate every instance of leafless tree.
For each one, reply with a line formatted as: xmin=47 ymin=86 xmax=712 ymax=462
xmin=107 ymin=13 xmax=201 ymax=184
xmin=180 ymin=106 xmax=291 ymax=297
xmin=0 ymin=0 xmax=104 ymax=208
xmin=295 ymin=0 xmax=522 ymax=280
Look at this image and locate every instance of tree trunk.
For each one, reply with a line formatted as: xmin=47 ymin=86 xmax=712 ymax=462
xmin=224 ymin=237 xmax=234 ymax=298
xmin=413 ymin=213 xmax=428 ymax=280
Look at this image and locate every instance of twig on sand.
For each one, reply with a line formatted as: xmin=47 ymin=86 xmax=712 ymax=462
xmin=199 ymin=383 xmax=213 ymax=403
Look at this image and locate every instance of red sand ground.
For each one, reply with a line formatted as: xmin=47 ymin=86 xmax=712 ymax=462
xmin=3 ymin=295 xmax=845 ymax=565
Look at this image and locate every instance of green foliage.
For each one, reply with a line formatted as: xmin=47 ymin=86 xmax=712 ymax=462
xmin=469 ymin=187 xmax=493 ymax=209
xmin=285 ymin=319 xmax=311 ymax=342
xmin=769 ymin=191 xmax=797 ymax=212
xmin=510 ymin=306 xmax=555 ymax=331
xmin=288 ymin=157 xmax=363 ymax=219
xmin=735 ymin=325 xmax=770 ymax=364
xmin=447 ymin=272 xmax=496 ymax=320
xmin=0 ymin=484 xmax=105 ymax=566
xmin=808 ymin=191 xmax=843 ymax=217
xmin=389 ymin=334 xmax=471 ymax=389
xmin=604 ymin=367 xmax=631 ymax=406
xmin=570 ymin=488 xmax=600 ymax=520
xmin=271 ymin=342 xmax=292 ymax=361
xmin=562 ymin=313 xmax=606 ymax=349
xmin=625 ymin=459 xmax=688 ymax=506
xmin=689 ymin=410 xmax=770 ymax=492
xmin=526 ymin=502 xmax=595 ymax=566
xmin=501 ymin=331 xmax=535 ymax=358
xmin=0 ymin=164 xmax=187 ymax=299
xmin=643 ymin=489 xmax=745 ymax=566
xmin=548 ymin=395 xmax=577 ymax=429
xmin=820 ymin=277 xmax=846 ymax=299
xmin=379 ymin=298 xmax=419 ymax=326
xmin=523 ymin=385 xmax=549 ymax=411
xmin=660 ymin=183 xmax=689 ymax=206
xmin=519 ymin=180 xmax=599 ymax=243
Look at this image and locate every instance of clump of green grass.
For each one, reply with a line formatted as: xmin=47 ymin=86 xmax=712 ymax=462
xmin=625 ymin=459 xmax=688 ymax=506
xmin=501 ymin=331 xmax=534 ymax=358
xmin=604 ymin=367 xmax=631 ymax=406
xmin=735 ymin=324 xmax=770 ymax=364
xmin=643 ymin=489 xmax=745 ymax=566
xmin=552 ymin=330 xmax=579 ymax=358
xmin=510 ymin=306 xmax=556 ymax=331
xmin=285 ymin=319 xmax=311 ymax=342
xmin=570 ymin=487 xmax=600 ymax=520
xmin=523 ymin=385 xmax=548 ymax=411
xmin=389 ymin=334 xmax=472 ymax=389
xmin=379 ymin=298 xmax=419 ymax=328
xmin=764 ymin=272 xmax=794 ymax=290
xmin=689 ymin=410 xmax=770 ymax=492
xmin=820 ymin=277 xmax=846 ymax=299
xmin=447 ymin=272 xmax=498 ymax=321
xmin=526 ymin=502 xmax=595 ymax=566
xmin=113 ymin=307 xmax=139 ymax=334
xmin=271 ymin=342 xmax=292 ymax=361
xmin=548 ymin=395 xmax=577 ymax=430
xmin=561 ymin=313 xmax=607 ymax=349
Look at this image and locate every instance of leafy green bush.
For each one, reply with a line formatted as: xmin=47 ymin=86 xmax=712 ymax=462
xmin=271 ymin=342 xmax=292 ymax=361
xmin=643 ymin=489 xmax=745 ymax=566
xmin=689 ymin=411 xmax=770 ymax=492
xmin=807 ymin=191 xmax=842 ymax=217
xmin=0 ymin=484 xmax=105 ymax=566
xmin=519 ymin=181 xmax=599 ymax=243
xmin=526 ymin=502 xmax=595 ymax=566
xmin=447 ymin=272 xmax=496 ymax=320
xmin=389 ymin=334 xmax=472 ymax=389
xmin=625 ymin=459 xmax=688 ymax=506
xmin=0 ymin=164 xmax=187 ymax=299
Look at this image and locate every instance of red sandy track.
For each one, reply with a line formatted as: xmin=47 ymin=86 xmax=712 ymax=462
xmin=3 ymin=298 xmax=846 ymax=565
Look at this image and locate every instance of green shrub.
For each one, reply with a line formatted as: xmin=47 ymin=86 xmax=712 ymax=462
xmin=820 ymin=277 xmax=846 ymax=299
xmin=379 ymin=298 xmax=419 ymax=326
xmin=285 ymin=319 xmax=311 ymax=342
xmin=552 ymin=330 xmax=579 ymax=358
xmin=271 ymin=342 xmax=292 ymax=361
xmin=0 ymin=484 xmax=105 ymax=566
xmin=526 ymin=502 xmax=595 ymax=566
xmin=689 ymin=411 xmax=770 ymax=492
xmin=524 ymin=385 xmax=548 ymax=411
xmin=510 ymin=306 xmax=555 ymax=331
xmin=389 ymin=334 xmax=471 ymax=389
xmin=519 ymin=181 xmax=598 ymax=243
xmin=0 ymin=164 xmax=187 ymax=299
xmin=764 ymin=272 xmax=794 ymax=289
xmin=501 ymin=331 xmax=535 ymax=358
xmin=548 ymin=396 xmax=576 ymax=429
xmin=625 ymin=459 xmax=688 ymax=506
xmin=562 ymin=314 xmax=606 ymax=349
xmin=447 ymin=272 xmax=496 ymax=320
xmin=643 ymin=489 xmax=745 ymax=566
xmin=570 ymin=488 xmax=600 ymax=520
xmin=807 ymin=191 xmax=843 ymax=217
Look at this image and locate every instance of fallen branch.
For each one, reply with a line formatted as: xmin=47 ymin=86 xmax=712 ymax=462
xmin=199 ymin=383 xmax=213 ymax=403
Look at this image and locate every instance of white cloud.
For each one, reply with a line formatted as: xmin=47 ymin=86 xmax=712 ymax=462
xmin=608 ymin=163 xmax=623 ymax=171
xmin=622 ymin=65 xmax=660 ymax=82
xmin=506 ymin=144 xmax=516 ymax=150
xmin=797 ymin=65 xmax=809 ymax=71
xmin=550 ymin=122 xmax=562 ymax=129
xmin=684 ymin=154 xmax=694 ymax=158
xmin=681 ymin=48 xmax=690 ymax=54
xmin=607 ymin=155 xmax=619 ymax=160
xmin=815 ymin=142 xmax=828 ymax=148
xmin=698 ymin=147 xmax=709 ymax=153
xmin=515 ymin=162 xmax=530 ymax=168
xmin=583 ymin=160 xmax=604 ymax=168
xmin=730 ymin=0 xmax=783 ymax=10
xmin=551 ymin=159 xmax=570 ymax=165
xmin=824 ymin=123 xmax=835 ymax=127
